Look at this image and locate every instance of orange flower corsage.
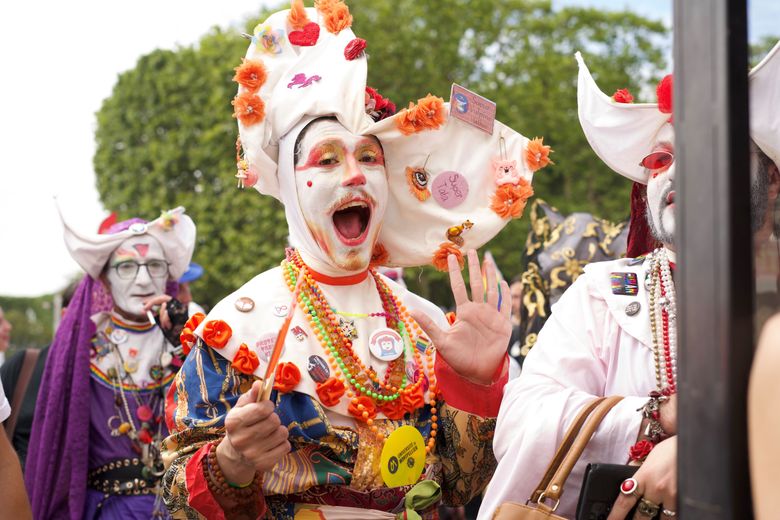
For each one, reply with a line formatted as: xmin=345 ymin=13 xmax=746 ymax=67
xmin=184 ymin=312 xmax=206 ymax=332
xmin=401 ymin=384 xmax=426 ymax=415
xmin=379 ymin=397 xmax=407 ymax=420
xmin=490 ymin=180 xmax=534 ymax=219
xmin=179 ymin=328 xmax=196 ymax=356
xmin=201 ymin=320 xmax=232 ymax=349
xmin=525 ymin=137 xmax=553 ymax=172
xmin=395 ymin=95 xmax=446 ymax=135
xmin=232 ymin=343 xmax=260 ymax=375
xmin=324 ymin=2 xmax=352 ymax=34
xmin=316 ymin=377 xmax=346 ymax=407
xmin=287 ymin=0 xmax=310 ymax=29
xmin=431 ymin=242 xmax=464 ymax=272
xmin=273 ymin=362 xmax=301 ymax=393
xmin=233 ymin=59 xmax=268 ymax=92
xmin=232 ymin=92 xmax=266 ymax=126
xmin=348 ymin=395 xmax=377 ymax=423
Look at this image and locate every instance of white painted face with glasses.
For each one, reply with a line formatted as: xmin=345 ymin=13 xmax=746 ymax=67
xmin=105 ymin=236 xmax=168 ymax=319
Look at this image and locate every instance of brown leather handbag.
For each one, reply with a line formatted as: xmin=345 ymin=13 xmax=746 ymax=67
xmin=492 ymin=395 xmax=624 ymax=519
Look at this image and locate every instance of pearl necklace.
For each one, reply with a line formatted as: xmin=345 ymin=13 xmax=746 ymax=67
xmin=647 ymin=248 xmax=677 ymax=393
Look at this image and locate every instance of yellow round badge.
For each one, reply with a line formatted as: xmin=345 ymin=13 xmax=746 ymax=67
xmin=380 ymin=425 xmax=426 ymax=487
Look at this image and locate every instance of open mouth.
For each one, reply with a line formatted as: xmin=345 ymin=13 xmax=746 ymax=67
xmin=332 ymin=199 xmax=372 ymax=246
xmin=665 ymin=190 xmax=675 ymax=205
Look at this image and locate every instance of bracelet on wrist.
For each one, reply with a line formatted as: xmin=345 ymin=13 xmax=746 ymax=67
xmin=204 ymin=441 xmax=259 ymax=501
xmin=629 ymin=391 xmax=672 ymax=463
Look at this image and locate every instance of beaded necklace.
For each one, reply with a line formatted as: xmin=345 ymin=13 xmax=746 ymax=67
xmin=647 ymin=248 xmax=677 ymax=394
xmin=284 ymin=251 xmax=438 ymax=452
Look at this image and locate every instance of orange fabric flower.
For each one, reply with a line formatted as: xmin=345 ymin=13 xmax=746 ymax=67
xmin=323 ymin=2 xmax=352 ymax=34
xmin=316 ymin=377 xmax=346 ymax=407
xmin=180 ymin=327 xmax=196 ymax=356
xmin=369 ymin=242 xmax=389 ymax=268
xmin=395 ymin=95 xmax=446 ymax=135
xmin=314 ymin=0 xmax=338 ymax=13
xmin=232 ymin=343 xmax=260 ymax=375
xmin=401 ymin=384 xmax=426 ymax=415
xmin=525 ymin=137 xmax=553 ymax=172
xmin=233 ymin=59 xmax=268 ymax=92
xmin=431 ymin=242 xmax=464 ymax=272
xmin=347 ymin=395 xmax=377 ymax=422
xmin=273 ymin=362 xmax=302 ymax=393
xmin=379 ymin=397 xmax=406 ymax=420
xmin=232 ymin=92 xmax=266 ymax=126
xmin=490 ymin=180 xmax=534 ymax=219
xmin=287 ymin=0 xmax=310 ymax=29
xmin=201 ymin=320 xmax=232 ymax=349
xmin=415 ymin=94 xmax=446 ymax=130
xmin=184 ymin=312 xmax=206 ymax=332
xmin=405 ymin=166 xmax=431 ymax=201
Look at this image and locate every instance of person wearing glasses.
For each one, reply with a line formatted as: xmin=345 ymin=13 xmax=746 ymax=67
xmin=24 ymin=208 xmax=196 ymax=520
xmin=481 ymin=44 xmax=780 ymax=520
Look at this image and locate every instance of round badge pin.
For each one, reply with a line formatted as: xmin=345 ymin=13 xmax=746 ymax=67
xmin=380 ymin=425 xmax=426 ymax=487
xmin=109 ymin=329 xmax=128 ymax=345
xmin=235 ymin=296 xmax=255 ymax=313
xmin=124 ymin=360 xmax=139 ymax=374
xmin=431 ymin=171 xmax=470 ymax=209
xmin=307 ymin=355 xmax=330 ymax=383
xmin=369 ymin=328 xmax=404 ymax=362
xmin=625 ymin=301 xmax=641 ymax=316
xmin=273 ymin=303 xmax=290 ymax=318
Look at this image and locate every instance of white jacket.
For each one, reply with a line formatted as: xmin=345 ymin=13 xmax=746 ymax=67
xmin=479 ymin=256 xmax=663 ymax=519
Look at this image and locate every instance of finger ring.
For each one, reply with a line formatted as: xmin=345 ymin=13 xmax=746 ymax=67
xmin=637 ymin=498 xmax=661 ymax=517
xmin=620 ymin=477 xmax=639 ymax=497
xmin=662 ymin=508 xmax=677 ymax=517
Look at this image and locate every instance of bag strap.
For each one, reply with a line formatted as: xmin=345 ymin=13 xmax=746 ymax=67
xmin=4 ymin=349 xmax=40 ymax=439
xmin=541 ymin=396 xmax=624 ymax=506
xmin=529 ymin=396 xmax=607 ymax=503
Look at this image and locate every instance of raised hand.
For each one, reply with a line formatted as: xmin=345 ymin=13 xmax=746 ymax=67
xmin=412 ymin=250 xmax=511 ymax=385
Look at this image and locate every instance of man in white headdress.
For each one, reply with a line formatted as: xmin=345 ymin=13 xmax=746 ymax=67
xmin=161 ymin=1 xmax=553 ymax=518
xmin=480 ymin=41 xmax=780 ymax=520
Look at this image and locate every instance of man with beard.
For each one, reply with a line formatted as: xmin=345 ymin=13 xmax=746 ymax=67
xmin=480 ymin=41 xmax=780 ymax=520
xmin=161 ymin=2 xmax=551 ymax=518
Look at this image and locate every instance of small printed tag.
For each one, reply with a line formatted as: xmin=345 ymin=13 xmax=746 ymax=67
xmin=611 ymin=272 xmax=639 ymax=296
xmin=449 ymin=83 xmax=496 ymax=135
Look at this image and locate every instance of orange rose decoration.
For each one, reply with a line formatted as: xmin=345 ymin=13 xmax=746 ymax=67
xmin=201 ymin=320 xmax=232 ymax=349
xmin=348 ymin=395 xmax=377 ymax=422
xmin=401 ymin=384 xmax=426 ymax=415
xmin=232 ymin=92 xmax=266 ymax=126
xmin=431 ymin=242 xmax=464 ymax=272
xmin=233 ymin=59 xmax=268 ymax=92
xmin=395 ymin=95 xmax=446 ymax=135
xmin=232 ymin=343 xmax=260 ymax=375
xmin=184 ymin=312 xmax=206 ymax=332
xmin=287 ymin=0 xmax=310 ymax=29
xmin=490 ymin=180 xmax=534 ymax=219
xmin=525 ymin=137 xmax=553 ymax=172
xmin=179 ymin=328 xmax=196 ymax=356
xmin=324 ymin=2 xmax=353 ymax=34
xmin=316 ymin=377 xmax=346 ymax=407
xmin=273 ymin=362 xmax=302 ymax=393
xmin=379 ymin=397 xmax=407 ymax=420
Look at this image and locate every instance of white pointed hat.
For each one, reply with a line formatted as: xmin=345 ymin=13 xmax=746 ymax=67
xmin=576 ymin=41 xmax=780 ymax=184
xmin=233 ymin=0 xmax=551 ymax=270
xmin=60 ymin=206 xmax=197 ymax=280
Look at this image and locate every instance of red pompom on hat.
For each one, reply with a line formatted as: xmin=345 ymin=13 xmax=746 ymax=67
xmin=656 ymin=74 xmax=673 ymax=119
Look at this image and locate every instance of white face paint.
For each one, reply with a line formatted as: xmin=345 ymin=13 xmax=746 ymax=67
xmin=645 ymin=124 xmax=676 ymax=248
xmin=105 ymin=235 xmax=168 ymax=318
xmin=294 ymin=119 xmax=388 ymax=272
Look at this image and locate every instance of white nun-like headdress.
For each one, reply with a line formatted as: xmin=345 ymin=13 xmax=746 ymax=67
xmin=576 ymin=40 xmax=780 ymax=184
xmin=233 ymin=1 xmax=550 ymax=270
xmin=60 ymin=206 xmax=197 ymax=280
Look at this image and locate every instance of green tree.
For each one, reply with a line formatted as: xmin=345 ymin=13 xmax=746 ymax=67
xmin=94 ymin=0 xmax=667 ymax=308
xmin=751 ymin=35 xmax=779 ymax=67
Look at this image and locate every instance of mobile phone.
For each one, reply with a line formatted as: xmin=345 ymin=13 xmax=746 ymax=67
xmin=576 ymin=463 xmax=638 ymax=520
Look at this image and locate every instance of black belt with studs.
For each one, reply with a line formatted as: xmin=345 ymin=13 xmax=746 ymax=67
xmin=88 ymin=458 xmax=158 ymax=496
